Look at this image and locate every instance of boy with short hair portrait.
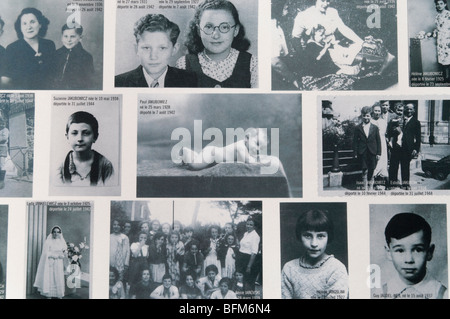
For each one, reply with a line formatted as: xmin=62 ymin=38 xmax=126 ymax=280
xmin=115 ymin=14 xmax=197 ymax=88
xmin=378 ymin=212 xmax=448 ymax=299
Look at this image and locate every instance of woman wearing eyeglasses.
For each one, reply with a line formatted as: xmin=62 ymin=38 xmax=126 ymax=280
xmin=176 ymin=0 xmax=257 ymax=88
xmin=33 ymin=226 xmax=67 ymax=299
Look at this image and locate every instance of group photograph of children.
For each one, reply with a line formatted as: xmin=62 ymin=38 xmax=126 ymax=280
xmin=0 ymin=1 xmax=104 ymax=90
xmin=109 ymin=200 xmax=262 ymax=299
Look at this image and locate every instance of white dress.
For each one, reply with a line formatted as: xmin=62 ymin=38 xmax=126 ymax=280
xmin=435 ymin=10 xmax=450 ymax=65
xmin=371 ymin=117 xmax=388 ymax=178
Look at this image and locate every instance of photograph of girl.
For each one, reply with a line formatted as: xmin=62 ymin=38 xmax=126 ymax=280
xmin=26 ymin=202 xmax=91 ymax=299
xmin=110 ymin=200 xmax=262 ymax=299
xmin=0 ymin=1 xmax=104 ymax=90
xmin=280 ymin=202 xmax=349 ymax=299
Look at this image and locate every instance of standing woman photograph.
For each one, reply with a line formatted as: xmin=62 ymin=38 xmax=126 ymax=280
xmin=33 ymin=226 xmax=67 ymax=299
xmin=176 ymin=0 xmax=258 ymax=88
xmin=434 ymin=0 xmax=450 ymax=81
xmin=2 ymin=8 xmax=56 ymax=89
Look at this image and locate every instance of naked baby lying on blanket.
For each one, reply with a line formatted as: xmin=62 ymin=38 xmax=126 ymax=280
xmin=180 ymin=128 xmax=279 ymax=172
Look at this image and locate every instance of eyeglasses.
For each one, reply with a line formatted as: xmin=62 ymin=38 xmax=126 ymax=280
xmin=199 ymin=22 xmax=236 ymax=35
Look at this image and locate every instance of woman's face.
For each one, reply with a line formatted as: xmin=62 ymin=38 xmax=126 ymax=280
xmin=66 ymin=122 xmax=96 ymax=153
xmin=301 ymin=230 xmax=328 ymax=260
xmin=141 ymin=222 xmax=150 ymax=233
xmin=112 ymin=220 xmax=121 ymax=234
xmin=21 ymin=13 xmax=41 ymax=40
xmin=316 ymin=0 xmax=330 ymax=13
xmin=226 ymin=235 xmax=235 ymax=245
xmin=151 ymin=221 xmax=160 ymax=231
xmin=246 ymin=220 xmax=255 ymax=232
xmin=162 ymin=224 xmax=171 ymax=234
xmin=52 ymin=227 xmax=61 ymax=239
xmin=211 ymin=227 xmax=219 ymax=239
xmin=198 ymin=9 xmax=239 ymax=59
xmin=139 ymin=233 xmax=148 ymax=243
xmin=372 ymin=106 xmax=381 ymax=120
xmin=436 ymin=0 xmax=447 ymax=12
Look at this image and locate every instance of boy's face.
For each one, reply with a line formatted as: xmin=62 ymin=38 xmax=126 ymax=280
xmin=162 ymin=278 xmax=172 ymax=288
xmin=190 ymin=244 xmax=198 ymax=255
xmin=66 ymin=122 xmax=96 ymax=153
xmin=301 ymin=230 xmax=328 ymax=260
xmin=62 ymin=29 xmax=82 ymax=50
xmin=207 ymin=270 xmax=216 ymax=281
xmin=185 ymin=230 xmax=193 ymax=239
xmin=219 ymin=282 xmax=229 ymax=294
xmin=136 ymin=30 xmax=178 ymax=79
xmin=362 ymin=113 xmax=371 ymax=124
xmin=386 ymin=230 xmax=434 ymax=285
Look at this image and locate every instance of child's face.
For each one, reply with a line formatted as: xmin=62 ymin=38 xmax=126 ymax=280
xmin=381 ymin=101 xmax=390 ymax=114
xmin=162 ymin=224 xmax=171 ymax=234
xmin=142 ymin=270 xmax=150 ymax=282
xmin=66 ymin=122 xmax=96 ymax=153
xmin=207 ymin=270 xmax=217 ymax=281
xmin=301 ymin=230 xmax=328 ymax=260
xmin=174 ymin=224 xmax=181 ymax=232
xmin=62 ymin=28 xmax=82 ymax=50
xmin=184 ymin=230 xmax=193 ymax=239
xmin=395 ymin=105 xmax=404 ymax=116
xmin=211 ymin=228 xmax=219 ymax=238
xmin=139 ymin=233 xmax=148 ymax=243
xmin=112 ymin=220 xmax=121 ymax=234
xmin=386 ymin=230 xmax=434 ymax=285
xmin=136 ymin=31 xmax=178 ymax=79
xmin=163 ymin=278 xmax=172 ymax=288
xmin=151 ymin=221 xmax=160 ymax=231
xmin=141 ymin=222 xmax=149 ymax=233
xmin=123 ymin=223 xmax=131 ymax=235
xmin=190 ymin=244 xmax=199 ymax=255
xmin=234 ymin=272 xmax=244 ymax=282
xmin=226 ymin=235 xmax=235 ymax=245
xmin=219 ymin=282 xmax=229 ymax=294
xmin=185 ymin=275 xmax=194 ymax=287
xmin=362 ymin=113 xmax=371 ymax=124
xmin=170 ymin=233 xmax=179 ymax=244
xmin=198 ymin=9 xmax=239 ymax=58
xmin=224 ymin=223 xmax=233 ymax=234
xmin=109 ymin=271 xmax=117 ymax=285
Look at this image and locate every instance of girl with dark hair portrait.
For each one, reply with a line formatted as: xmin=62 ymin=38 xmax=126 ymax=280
xmin=2 ymin=8 xmax=56 ymax=89
xmin=281 ymin=210 xmax=348 ymax=299
xmin=176 ymin=0 xmax=257 ymax=88
xmin=57 ymin=111 xmax=114 ymax=186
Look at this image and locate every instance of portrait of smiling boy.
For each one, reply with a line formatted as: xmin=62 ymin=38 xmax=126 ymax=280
xmin=115 ymin=14 xmax=197 ymax=88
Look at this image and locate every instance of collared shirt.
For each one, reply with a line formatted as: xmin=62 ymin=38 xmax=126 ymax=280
xmin=239 ymin=230 xmax=260 ymax=255
xmin=377 ymin=271 xmax=448 ymax=299
xmin=143 ymin=66 xmax=168 ymax=88
xmin=363 ymin=122 xmax=371 ymax=138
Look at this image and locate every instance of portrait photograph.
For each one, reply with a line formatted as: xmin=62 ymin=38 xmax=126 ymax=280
xmin=0 ymin=0 xmax=104 ymax=90
xmin=49 ymin=94 xmax=121 ymax=196
xmin=114 ymin=0 xmax=258 ymax=88
xmin=0 ymin=205 xmax=8 ymax=299
xmin=370 ymin=204 xmax=448 ymax=299
xmin=136 ymin=93 xmax=302 ymax=198
xmin=319 ymin=96 xmax=450 ymax=196
xmin=271 ymin=0 xmax=398 ymax=91
xmin=110 ymin=200 xmax=262 ymax=299
xmin=408 ymin=0 xmax=450 ymax=87
xmin=26 ymin=201 xmax=92 ymax=299
xmin=280 ymin=202 xmax=348 ymax=299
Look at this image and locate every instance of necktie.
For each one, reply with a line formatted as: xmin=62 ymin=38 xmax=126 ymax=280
xmin=150 ymin=79 xmax=159 ymax=88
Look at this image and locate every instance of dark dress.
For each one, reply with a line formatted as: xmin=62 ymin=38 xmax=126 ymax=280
xmin=54 ymin=43 xmax=95 ymax=90
xmin=301 ymin=41 xmax=339 ymax=78
xmin=129 ymin=280 xmax=159 ymax=299
xmin=3 ymin=38 xmax=56 ymax=89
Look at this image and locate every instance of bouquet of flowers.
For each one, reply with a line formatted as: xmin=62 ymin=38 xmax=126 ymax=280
xmin=67 ymin=238 xmax=89 ymax=266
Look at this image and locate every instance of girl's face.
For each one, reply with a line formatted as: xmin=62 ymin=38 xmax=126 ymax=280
xmin=21 ymin=13 xmax=41 ymax=40
xmin=162 ymin=224 xmax=170 ymax=234
xmin=211 ymin=227 xmax=219 ymax=239
xmin=316 ymin=0 xmax=330 ymax=13
xmin=226 ymin=235 xmax=235 ymax=245
xmin=139 ymin=233 xmax=148 ymax=243
xmin=436 ymin=0 xmax=447 ymax=12
xmin=372 ymin=106 xmax=382 ymax=120
xmin=109 ymin=271 xmax=117 ymax=285
xmin=52 ymin=227 xmax=61 ymax=239
xmin=141 ymin=222 xmax=150 ymax=233
xmin=155 ymin=236 xmax=165 ymax=245
xmin=301 ymin=230 xmax=328 ymax=260
xmin=224 ymin=223 xmax=233 ymax=234
xmin=207 ymin=270 xmax=217 ymax=281
xmin=151 ymin=221 xmax=160 ymax=231
xmin=235 ymin=272 xmax=244 ymax=282
xmin=185 ymin=275 xmax=194 ymax=287
xmin=163 ymin=278 xmax=172 ymax=288
xmin=219 ymin=282 xmax=229 ymax=294
xmin=198 ymin=9 xmax=239 ymax=59
xmin=66 ymin=122 xmax=96 ymax=153
xmin=170 ymin=233 xmax=179 ymax=244
xmin=173 ymin=223 xmax=181 ymax=232
xmin=112 ymin=220 xmax=121 ymax=234
xmin=142 ymin=270 xmax=150 ymax=282
xmin=184 ymin=230 xmax=193 ymax=239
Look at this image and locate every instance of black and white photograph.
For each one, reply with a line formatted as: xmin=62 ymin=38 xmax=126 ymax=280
xmin=409 ymin=0 xmax=450 ymax=87
xmin=115 ymin=0 xmax=258 ymax=88
xmin=0 ymin=93 xmax=34 ymax=198
xmin=26 ymin=201 xmax=92 ymax=299
xmin=320 ymin=96 xmax=450 ymax=196
xmin=49 ymin=94 xmax=121 ymax=196
xmin=137 ymin=93 xmax=302 ymax=198
xmin=271 ymin=0 xmax=398 ymax=91
xmin=110 ymin=200 xmax=262 ymax=299
xmin=0 ymin=0 xmax=104 ymax=90
xmin=370 ymin=204 xmax=448 ymax=299
xmin=0 ymin=205 xmax=8 ymax=299
xmin=280 ymin=202 xmax=348 ymax=299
